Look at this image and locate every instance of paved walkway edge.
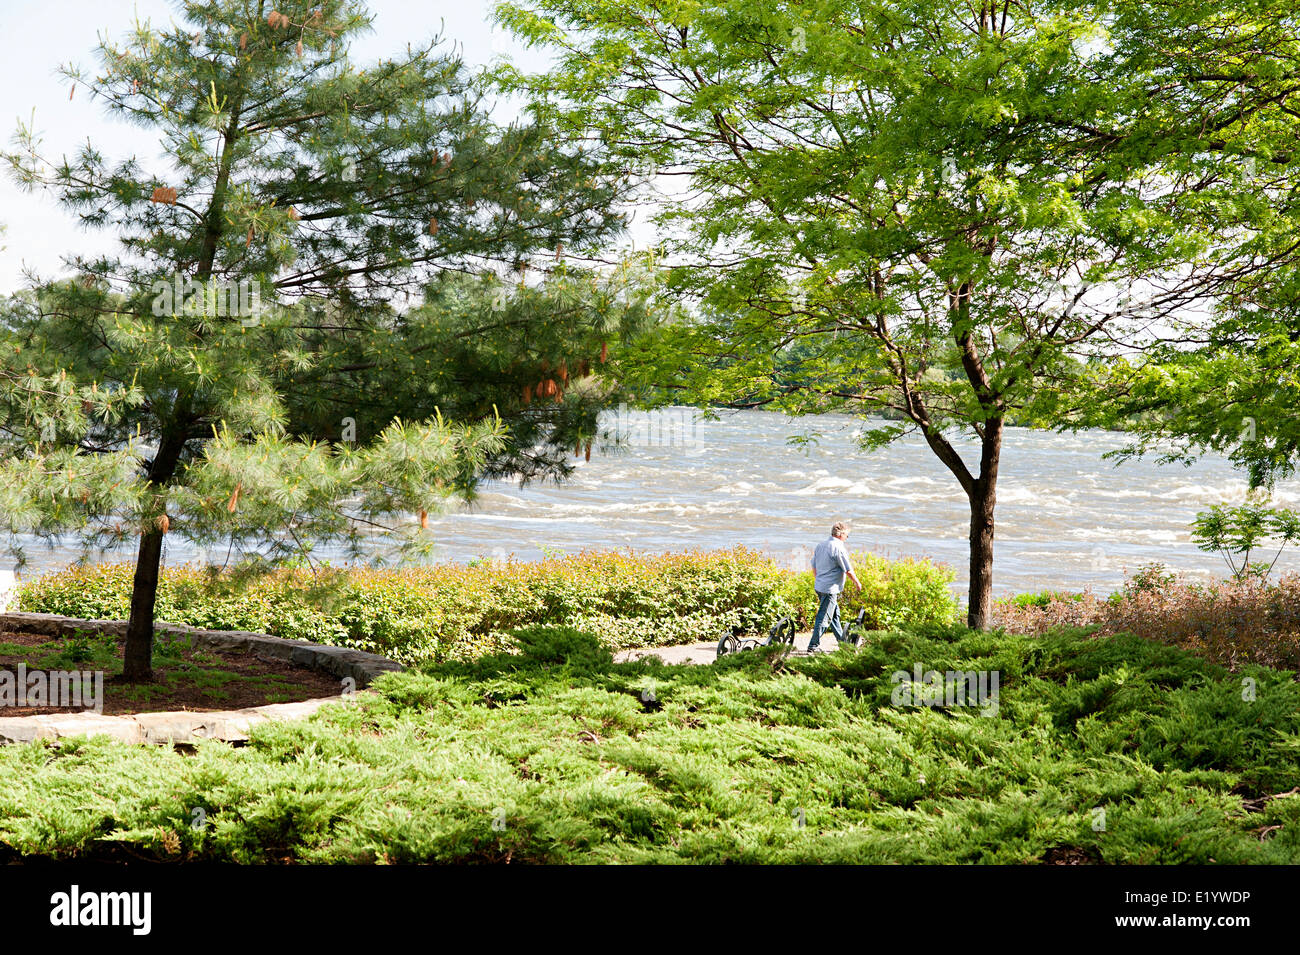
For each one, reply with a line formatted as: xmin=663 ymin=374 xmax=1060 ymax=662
xmin=0 ymin=611 xmax=404 ymax=746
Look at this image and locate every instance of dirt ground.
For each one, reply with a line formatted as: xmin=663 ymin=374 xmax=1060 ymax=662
xmin=0 ymin=628 xmax=344 ymax=716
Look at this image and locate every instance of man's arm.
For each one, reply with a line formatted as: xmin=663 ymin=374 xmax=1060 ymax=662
xmin=839 ymin=542 xmax=862 ymax=591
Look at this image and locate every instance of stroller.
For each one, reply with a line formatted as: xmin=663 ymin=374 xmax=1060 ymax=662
xmin=716 ymin=609 xmax=868 ymax=657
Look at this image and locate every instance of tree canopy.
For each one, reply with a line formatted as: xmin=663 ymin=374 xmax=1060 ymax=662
xmin=496 ymin=0 xmax=1300 ymax=626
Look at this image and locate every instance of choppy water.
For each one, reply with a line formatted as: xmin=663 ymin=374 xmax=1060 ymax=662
xmin=8 ymin=408 xmax=1300 ymax=599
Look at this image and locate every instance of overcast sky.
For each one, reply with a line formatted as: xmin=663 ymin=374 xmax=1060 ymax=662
xmin=0 ymin=0 xmax=593 ymax=293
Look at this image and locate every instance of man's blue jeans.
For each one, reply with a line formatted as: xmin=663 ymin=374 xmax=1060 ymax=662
xmin=809 ymin=590 xmax=842 ymax=650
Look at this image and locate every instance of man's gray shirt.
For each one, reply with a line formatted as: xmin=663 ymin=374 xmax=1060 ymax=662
xmin=812 ymin=537 xmax=854 ymax=594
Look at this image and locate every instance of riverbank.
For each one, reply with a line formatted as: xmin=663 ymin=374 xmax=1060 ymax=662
xmin=14 ymin=551 xmax=1300 ymax=673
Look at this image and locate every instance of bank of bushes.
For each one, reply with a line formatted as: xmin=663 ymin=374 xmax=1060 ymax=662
xmin=15 ymin=548 xmax=958 ymax=664
xmin=991 ymin=565 xmax=1300 ymax=672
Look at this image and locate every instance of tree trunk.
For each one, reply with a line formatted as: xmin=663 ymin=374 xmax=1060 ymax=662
xmin=119 ymin=424 xmax=189 ymax=682
xmin=966 ymin=421 xmax=1002 ymax=630
xmin=967 ymin=478 xmax=996 ymax=630
xmin=122 ymin=525 xmax=165 ymax=681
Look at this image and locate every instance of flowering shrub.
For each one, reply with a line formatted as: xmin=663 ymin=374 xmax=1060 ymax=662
xmin=15 ymin=548 xmax=955 ymax=664
xmin=991 ymin=564 xmax=1300 ymax=671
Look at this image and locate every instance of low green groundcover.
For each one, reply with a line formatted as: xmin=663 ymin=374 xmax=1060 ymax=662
xmin=0 ymin=623 xmax=1296 ymax=863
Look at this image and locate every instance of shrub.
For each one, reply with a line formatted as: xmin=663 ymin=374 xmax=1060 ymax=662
xmin=783 ymin=552 xmax=959 ymax=630
xmin=511 ymin=624 xmax=613 ymax=670
xmin=990 ymin=590 xmax=1109 ymax=636
xmin=1192 ymin=501 xmax=1300 ymax=581
xmin=17 ymin=548 xmax=951 ymax=664
xmin=1101 ymin=571 xmax=1300 ymax=671
xmin=1006 ymin=590 xmax=1085 ymax=610
xmin=990 ymin=566 xmax=1300 ymax=671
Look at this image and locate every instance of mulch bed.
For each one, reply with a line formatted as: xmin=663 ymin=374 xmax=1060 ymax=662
xmin=0 ymin=628 xmax=344 ymax=716
xmin=1042 ymin=845 xmax=1102 ymax=865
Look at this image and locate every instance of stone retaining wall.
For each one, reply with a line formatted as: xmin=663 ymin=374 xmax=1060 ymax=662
xmin=0 ymin=611 xmax=404 ymax=746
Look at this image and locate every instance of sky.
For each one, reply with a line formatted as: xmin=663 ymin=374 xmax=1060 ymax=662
xmin=0 ymin=0 xmax=588 ymax=292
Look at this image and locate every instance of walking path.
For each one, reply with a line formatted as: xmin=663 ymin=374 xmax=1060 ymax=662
xmin=613 ymin=630 xmax=850 ymax=665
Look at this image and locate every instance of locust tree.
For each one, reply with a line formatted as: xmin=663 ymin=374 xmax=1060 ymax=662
xmin=0 ymin=0 xmax=642 ymax=679
xmin=1105 ymin=262 xmax=1300 ymax=492
xmin=497 ymin=0 xmax=1300 ymax=626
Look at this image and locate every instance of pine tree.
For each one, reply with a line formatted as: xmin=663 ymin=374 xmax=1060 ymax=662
xmin=0 ymin=0 xmax=641 ymax=680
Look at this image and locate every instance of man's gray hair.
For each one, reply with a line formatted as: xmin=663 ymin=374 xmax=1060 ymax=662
xmin=831 ymin=521 xmax=850 ymax=539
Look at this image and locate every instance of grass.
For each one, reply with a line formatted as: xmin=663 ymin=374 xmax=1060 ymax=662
xmin=0 ymin=622 xmax=1297 ymax=863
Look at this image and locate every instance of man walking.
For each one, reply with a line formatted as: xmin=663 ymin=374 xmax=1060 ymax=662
xmin=808 ymin=521 xmax=862 ymax=654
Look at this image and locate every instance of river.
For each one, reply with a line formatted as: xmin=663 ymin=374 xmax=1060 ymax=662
xmin=8 ymin=407 xmax=1300 ymax=598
